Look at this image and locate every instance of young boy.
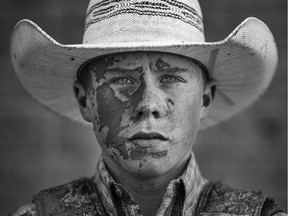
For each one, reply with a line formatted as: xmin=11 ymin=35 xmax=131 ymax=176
xmin=11 ymin=0 xmax=285 ymax=215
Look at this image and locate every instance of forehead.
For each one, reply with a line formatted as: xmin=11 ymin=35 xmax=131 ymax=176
xmin=83 ymin=52 xmax=204 ymax=72
xmin=111 ymin=52 xmax=195 ymax=68
xmin=105 ymin=52 xmax=190 ymax=66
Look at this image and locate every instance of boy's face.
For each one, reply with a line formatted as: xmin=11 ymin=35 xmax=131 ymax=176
xmin=76 ymin=52 xmax=211 ymax=178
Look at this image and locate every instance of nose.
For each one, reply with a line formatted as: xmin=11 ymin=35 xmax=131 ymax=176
xmin=132 ymin=81 xmax=166 ymax=121
xmin=133 ymin=96 xmax=160 ymax=120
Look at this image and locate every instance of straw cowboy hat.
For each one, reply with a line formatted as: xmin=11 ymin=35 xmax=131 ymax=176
xmin=10 ymin=0 xmax=278 ymax=130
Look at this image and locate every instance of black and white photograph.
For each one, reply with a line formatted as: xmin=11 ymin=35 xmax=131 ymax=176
xmin=0 ymin=0 xmax=286 ymax=215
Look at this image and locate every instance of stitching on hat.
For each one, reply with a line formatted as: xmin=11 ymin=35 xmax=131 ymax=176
xmin=85 ymin=0 xmax=203 ymax=32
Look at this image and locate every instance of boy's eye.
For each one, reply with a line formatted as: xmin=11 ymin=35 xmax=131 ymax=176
xmin=111 ymin=77 xmax=134 ymax=85
xmin=160 ymin=76 xmax=184 ymax=83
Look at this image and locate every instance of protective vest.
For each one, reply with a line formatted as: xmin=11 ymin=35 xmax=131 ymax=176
xmin=33 ymin=178 xmax=282 ymax=216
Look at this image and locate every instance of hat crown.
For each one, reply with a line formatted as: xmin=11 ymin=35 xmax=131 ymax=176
xmin=83 ymin=0 xmax=205 ymax=44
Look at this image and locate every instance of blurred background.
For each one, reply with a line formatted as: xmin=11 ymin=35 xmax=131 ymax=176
xmin=0 ymin=0 xmax=286 ymax=214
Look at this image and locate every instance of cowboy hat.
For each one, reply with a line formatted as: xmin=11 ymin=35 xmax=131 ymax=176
xmin=10 ymin=0 xmax=278 ymax=131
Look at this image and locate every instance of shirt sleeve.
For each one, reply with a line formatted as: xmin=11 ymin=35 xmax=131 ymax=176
xmin=11 ymin=203 xmax=36 ymax=216
xmin=260 ymin=197 xmax=285 ymax=216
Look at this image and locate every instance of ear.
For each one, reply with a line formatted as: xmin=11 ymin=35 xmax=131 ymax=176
xmin=73 ymin=81 xmax=93 ymax=122
xmin=200 ymin=81 xmax=216 ymax=120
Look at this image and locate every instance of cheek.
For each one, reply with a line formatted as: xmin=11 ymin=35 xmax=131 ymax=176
xmin=180 ymin=84 xmax=202 ymax=117
xmin=94 ymin=82 xmax=144 ymax=160
xmin=171 ymin=88 xmax=202 ymax=140
xmin=165 ymin=93 xmax=201 ymax=163
xmin=95 ymin=84 xmax=130 ymax=146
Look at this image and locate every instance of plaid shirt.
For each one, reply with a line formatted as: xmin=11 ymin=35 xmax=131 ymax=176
xmin=11 ymin=153 xmax=207 ymax=216
xmin=92 ymin=153 xmax=208 ymax=216
xmin=11 ymin=155 xmax=287 ymax=216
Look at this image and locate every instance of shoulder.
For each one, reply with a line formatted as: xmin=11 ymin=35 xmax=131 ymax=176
xmin=33 ymin=178 xmax=94 ymax=202
xmin=34 ymin=178 xmax=105 ymax=215
xmin=261 ymin=197 xmax=285 ymax=216
xmin=11 ymin=203 xmax=36 ymax=216
xmin=12 ymin=178 xmax=105 ymax=216
xmin=195 ymin=182 xmax=284 ymax=216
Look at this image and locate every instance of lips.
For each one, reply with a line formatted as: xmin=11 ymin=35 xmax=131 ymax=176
xmin=128 ymin=132 xmax=168 ymax=141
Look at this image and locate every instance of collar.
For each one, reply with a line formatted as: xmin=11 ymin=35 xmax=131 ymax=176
xmin=93 ymin=153 xmax=208 ymax=216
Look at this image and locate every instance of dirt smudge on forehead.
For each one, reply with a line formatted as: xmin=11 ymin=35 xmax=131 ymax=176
xmin=155 ymin=57 xmax=170 ymax=70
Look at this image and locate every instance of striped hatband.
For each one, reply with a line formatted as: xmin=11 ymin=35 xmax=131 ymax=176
xmin=83 ymin=0 xmax=205 ymax=44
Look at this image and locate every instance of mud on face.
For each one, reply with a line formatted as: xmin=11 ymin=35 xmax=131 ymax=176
xmin=78 ymin=51 xmax=209 ymax=176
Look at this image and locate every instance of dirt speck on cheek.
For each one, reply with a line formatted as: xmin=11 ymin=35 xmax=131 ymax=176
xmin=94 ymin=116 xmax=100 ymax=126
xmin=120 ymin=106 xmax=134 ymax=128
xmin=165 ymin=97 xmax=175 ymax=118
xmin=139 ymin=160 xmax=144 ymax=169
xmin=166 ymin=98 xmax=174 ymax=106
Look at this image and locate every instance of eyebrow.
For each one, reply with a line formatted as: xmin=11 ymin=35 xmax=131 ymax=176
xmin=103 ymin=66 xmax=189 ymax=77
xmin=105 ymin=67 xmax=188 ymax=74
xmin=156 ymin=67 xmax=188 ymax=74
xmin=104 ymin=67 xmax=143 ymax=74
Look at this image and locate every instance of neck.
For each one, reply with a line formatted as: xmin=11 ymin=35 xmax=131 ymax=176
xmin=104 ymin=155 xmax=191 ymax=215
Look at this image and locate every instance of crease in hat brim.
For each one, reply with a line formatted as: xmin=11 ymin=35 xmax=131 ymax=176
xmin=10 ymin=17 xmax=278 ymax=131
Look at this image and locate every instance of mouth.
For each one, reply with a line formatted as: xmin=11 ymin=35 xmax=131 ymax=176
xmin=128 ymin=132 xmax=168 ymax=141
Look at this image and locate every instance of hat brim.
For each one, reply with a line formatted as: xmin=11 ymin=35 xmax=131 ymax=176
xmin=10 ymin=17 xmax=277 ymax=131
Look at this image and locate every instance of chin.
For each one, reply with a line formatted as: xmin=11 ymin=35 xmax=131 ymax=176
xmin=103 ymin=141 xmax=192 ymax=179
xmin=119 ymin=154 xmax=175 ymax=178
